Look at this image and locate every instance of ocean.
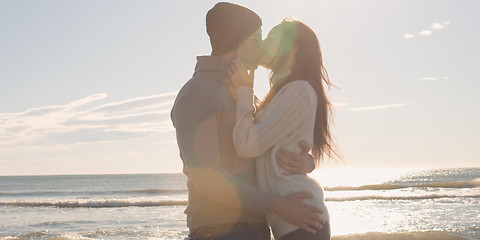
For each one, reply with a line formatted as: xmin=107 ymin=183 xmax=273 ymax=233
xmin=0 ymin=168 xmax=479 ymax=240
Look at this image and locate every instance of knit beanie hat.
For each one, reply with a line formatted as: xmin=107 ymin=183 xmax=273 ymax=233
xmin=206 ymin=2 xmax=262 ymax=56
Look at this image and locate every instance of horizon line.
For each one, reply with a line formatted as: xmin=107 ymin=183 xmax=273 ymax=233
xmin=2 ymin=166 xmax=480 ymax=177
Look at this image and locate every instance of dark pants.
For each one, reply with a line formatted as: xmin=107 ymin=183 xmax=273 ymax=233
xmin=279 ymin=221 xmax=331 ymax=240
xmin=187 ymin=222 xmax=271 ymax=240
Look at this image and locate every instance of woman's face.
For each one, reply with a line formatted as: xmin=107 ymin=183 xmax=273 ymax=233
xmin=258 ymin=26 xmax=282 ymax=69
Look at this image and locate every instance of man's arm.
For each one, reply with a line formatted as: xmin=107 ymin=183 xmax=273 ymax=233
xmin=276 ymin=141 xmax=315 ymax=175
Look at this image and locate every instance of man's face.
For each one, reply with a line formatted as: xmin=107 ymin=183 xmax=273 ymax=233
xmin=258 ymin=26 xmax=282 ymax=69
xmin=236 ymin=28 xmax=263 ymax=70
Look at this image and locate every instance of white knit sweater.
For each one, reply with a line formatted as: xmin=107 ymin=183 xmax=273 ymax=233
xmin=233 ymin=80 xmax=330 ymax=239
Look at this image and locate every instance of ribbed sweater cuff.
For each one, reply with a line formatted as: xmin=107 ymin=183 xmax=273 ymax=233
xmin=235 ymin=87 xmax=254 ymax=113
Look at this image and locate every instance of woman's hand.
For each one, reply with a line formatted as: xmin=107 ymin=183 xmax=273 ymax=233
xmin=276 ymin=141 xmax=315 ymax=175
xmin=228 ymin=59 xmax=254 ymax=89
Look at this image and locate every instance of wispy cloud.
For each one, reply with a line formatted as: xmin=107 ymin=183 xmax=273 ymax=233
xmin=68 ymin=93 xmax=109 ymax=109
xmin=86 ymin=92 xmax=176 ymax=115
xmin=403 ymin=21 xmax=450 ymax=40
xmin=403 ymin=34 xmax=415 ymax=40
xmin=349 ymin=103 xmax=410 ymax=112
xmin=151 ymin=140 xmax=177 ymax=145
xmin=419 ymin=30 xmax=433 ymax=36
xmin=428 ymin=23 xmax=445 ymax=30
xmin=419 ymin=76 xmax=448 ymax=81
xmin=0 ymin=92 xmax=177 ymax=149
xmin=419 ymin=77 xmax=438 ymax=81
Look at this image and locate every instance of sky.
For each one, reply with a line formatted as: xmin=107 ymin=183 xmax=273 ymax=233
xmin=0 ymin=0 xmax=479 ymax=176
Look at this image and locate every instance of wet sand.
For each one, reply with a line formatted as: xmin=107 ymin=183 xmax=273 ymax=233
xmin=332 ymin=231 xmax=469 ymax=240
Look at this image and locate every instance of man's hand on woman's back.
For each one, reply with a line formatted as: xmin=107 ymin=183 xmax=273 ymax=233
xmin=276 ymin=141 xmax=315 ymax=175
xmin=273 ymin=193 xmax=325 ymax=234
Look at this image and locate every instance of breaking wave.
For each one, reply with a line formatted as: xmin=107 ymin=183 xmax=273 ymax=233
xmin=2 ymin=192 xmax=480 ymax=208
xmin=324 ymin=178 xmax=480 ymax=191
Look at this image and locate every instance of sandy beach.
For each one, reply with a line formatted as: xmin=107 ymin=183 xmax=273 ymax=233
xmin=332 ymin=231 xmax=469 ymax=240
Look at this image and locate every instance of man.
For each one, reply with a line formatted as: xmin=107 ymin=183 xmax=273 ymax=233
xmin=171 ymin=2 xmax=324 ymax=240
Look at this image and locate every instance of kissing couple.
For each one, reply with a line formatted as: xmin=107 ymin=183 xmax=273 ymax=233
xmin=171 ymin=2 xmax=340 ymax=240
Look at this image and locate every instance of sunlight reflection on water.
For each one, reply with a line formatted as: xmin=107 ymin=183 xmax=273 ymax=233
xmin=309 ymin=168 xmax=416 ymax=187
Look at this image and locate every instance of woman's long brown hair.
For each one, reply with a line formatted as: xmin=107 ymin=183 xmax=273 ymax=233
xmin=256 ymin=18 xmax=342 ymax=166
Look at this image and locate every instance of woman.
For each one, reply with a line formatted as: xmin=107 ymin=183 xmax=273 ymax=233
xmin=229 ymin=18 xmax=340 ymax=240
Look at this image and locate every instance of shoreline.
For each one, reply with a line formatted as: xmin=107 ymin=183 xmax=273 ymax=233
xmin=332 ymin=231 xmax=471 ymax=240
xmin=0 ymin=231 xmax=472 ymax=240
